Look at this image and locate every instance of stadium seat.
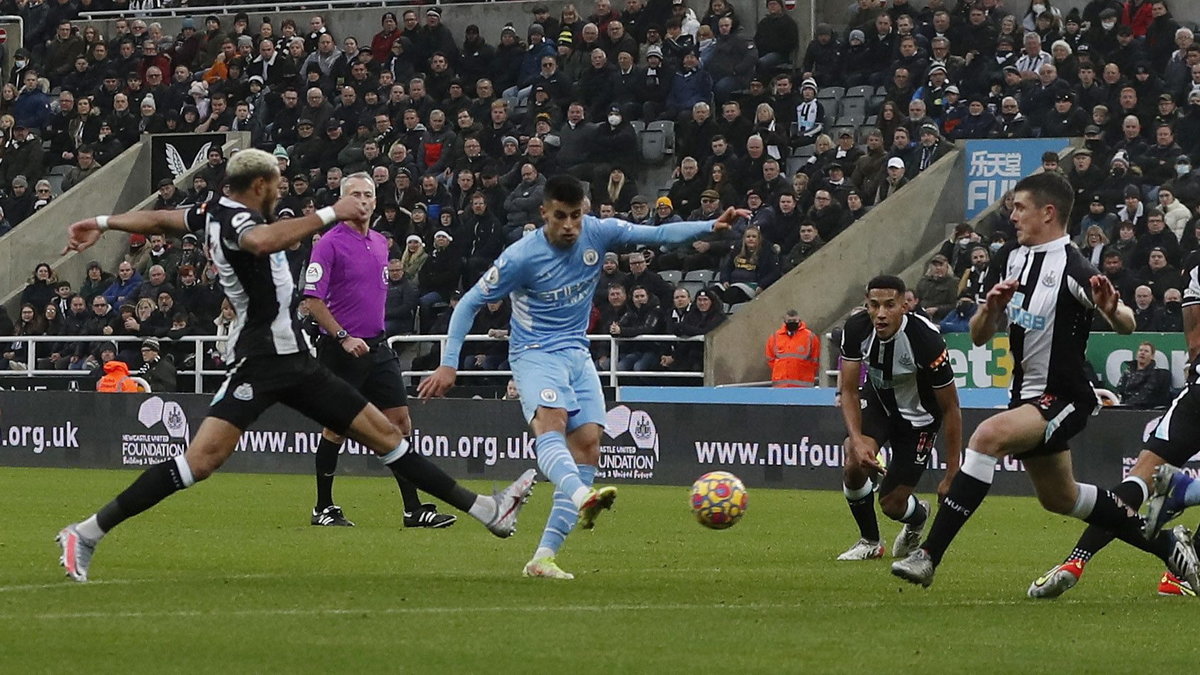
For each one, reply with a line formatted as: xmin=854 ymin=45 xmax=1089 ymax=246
xmin=630 ymin=120 xmax=646 ymax=134
xmin=865 ymin=114 xmax=878 ymax=126
xmin=641 ymin=129 xmax=666 ymax=163
xmin=846 ymin=84 xmax=874 ymax=99
xmin=660 ymin=269 xmax=682 ymax=284
xmin=791 ymin=143 xmax=816 ymax=157
xmin=835 ymin=114 xmax=864 ymax=129
xmin=679 ymin=280 xmax=706 ymax=298
xmin=684 ymin=269 xmax=715 ymax=283
xmin=786 ymin=156 xmax=810 ymax=175
xmin=817 ymin=86 xmax=845 ymax=100
xmin=646 ymin=120 xmax=675 ymax=154
xmin=818 ymin=97 xmax=839 ymax=123
xmin=855 ymin=125 xmax=875 ymax=144
xmin=840 ymin=97 xmax=867 ymax=119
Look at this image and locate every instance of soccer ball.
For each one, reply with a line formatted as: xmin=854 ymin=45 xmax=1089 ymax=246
xmin=690 ymin=471 xmax=748 ymax=529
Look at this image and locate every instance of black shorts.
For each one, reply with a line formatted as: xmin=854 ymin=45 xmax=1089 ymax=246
xmin=316 ymin=335 xmax=408 ymax=411
xmin=1010 ymin=392 xmax=1097 ymax=459
xmin=208 ymin=352 xmax=369 ymax=434
xmin=860 ymin=392 xmax=939 ymax=494
xmin=1146 ymin=387 xmax=1200 ymax=466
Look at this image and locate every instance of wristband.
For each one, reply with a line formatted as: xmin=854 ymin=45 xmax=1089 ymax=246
xmin=96 ymin=215 xmax=109 ymax=231
xmin=316 ymin=206 xmax=337 ymax=226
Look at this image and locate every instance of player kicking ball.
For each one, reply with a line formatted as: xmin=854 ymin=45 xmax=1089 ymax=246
xmin=836 ymin=276 xmax=962 ymax=562
xmin=419 ymin=174 xmax=747 ymax=579
xmin=56 ymin=149 xmax=535 ymax=582
xmin=1028 ymin=250 xmax=1200 ymax=598
xmin=891 ymin=172 xmax=1200 ymax=591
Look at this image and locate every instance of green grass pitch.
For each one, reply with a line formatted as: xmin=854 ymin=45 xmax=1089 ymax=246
xmin=2 ymin=467 xmax=1197 ymax=672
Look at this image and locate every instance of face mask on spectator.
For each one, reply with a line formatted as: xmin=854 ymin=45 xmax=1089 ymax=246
xmin=1111 ymin=165 xmax=1126 ymax=177
xmin=1167 ymin=300 xmax=1182 ymax=312
xmin=990 ymin=242 xmax=1003 ymax=252
xmin=957 ymin=237 xmax=971 ymax=246
xmin=784 ymin=320 xmax=799 ymax=332
xmin=607 ymin=113 xmax=621 ymax=126
xmin=15 ymin=60 xmax=26 ymax=68
xmin=1178 ymin=164 xmax=1191 ymax=176
xmin=1102 ymin=20 xmax=1116 ymax=30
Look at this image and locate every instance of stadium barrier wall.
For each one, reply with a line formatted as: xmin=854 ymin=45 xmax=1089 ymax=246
xmin=706 ymin=149 xmax=965 ymax=385
xmin=0 ymin=391 xmax=1181 ymax=498
xmin=1 ymin=132 xmax=251 ymax=317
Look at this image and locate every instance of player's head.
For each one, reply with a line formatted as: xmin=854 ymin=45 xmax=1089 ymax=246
xmin=1010 ymin=172 xmax=1073 ymax=245
xmin=541 ymin=174 xmax=587 ymax=248
xmin=339 ymin=172 xmax=375 ymax=226
xmin=225 ymin=148 xmax=281 ymax=214
xmin=865 ymin=275 xmax=907 ymax=339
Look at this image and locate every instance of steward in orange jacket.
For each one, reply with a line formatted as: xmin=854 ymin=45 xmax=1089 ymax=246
xmin=96 ymin=360 xmax=139 ymax=392
xmin=766 ymin=313 xmax=820 ymax=387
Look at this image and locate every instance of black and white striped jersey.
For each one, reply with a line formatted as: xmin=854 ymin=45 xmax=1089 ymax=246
xmin=840 ymin=310 xmax=954 ymax=428
xmin=984 ymin=236 xmax=1098 ymax=403
xmin=1181 ymin=251 xmax=1200 ymax=387
xmin=184 ymin=197 xmax=307 ymax=362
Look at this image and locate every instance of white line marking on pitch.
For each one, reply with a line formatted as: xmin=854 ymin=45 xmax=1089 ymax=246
xmin=0 ymin=598 xmax=1124 ymax=621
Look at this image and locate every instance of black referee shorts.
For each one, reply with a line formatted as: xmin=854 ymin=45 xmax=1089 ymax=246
xmin=860 ymin=392 xmax=939 ymax=494
xmin=1146 ymin=386 xmax=1200 ymax=467
xmin=1011 ymin=392 xmax=1097 ymax=459
xmin=208 ymin=352 xmax=369 ymax=434
xmin=316 ymin=334 xmax=409 ymax=411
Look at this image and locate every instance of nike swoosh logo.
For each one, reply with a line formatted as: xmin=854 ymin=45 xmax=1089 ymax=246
xmin=498 ymin=495 xmax=522 ymax=523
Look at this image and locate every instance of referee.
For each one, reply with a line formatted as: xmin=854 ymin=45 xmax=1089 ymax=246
xmin=303 ymin=172 xmax=454 ymax=528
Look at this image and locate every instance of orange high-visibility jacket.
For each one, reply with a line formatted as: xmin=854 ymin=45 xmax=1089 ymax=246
xmin=765 ymin=322 xmax=820 ymax=387
xmin=96 ymin=360 xmax=139 ymax=393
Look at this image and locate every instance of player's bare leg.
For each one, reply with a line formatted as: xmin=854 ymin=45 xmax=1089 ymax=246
xmin=341 ymin=404 xmax=534 ymax=538
xmin=59 ymin=417 xmax=244 ymax=582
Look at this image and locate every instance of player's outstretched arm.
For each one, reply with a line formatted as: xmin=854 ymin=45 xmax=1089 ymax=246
xmin=63 ymin=209 xmax=189 ymax=254
xmin=611 ymin=207 xmax=753 ymax=248
xmin=933 ymin=381 xmax=963 ymax=501
xmin=1090 ymin=275 xmax=1135 ymax=334
xmin=969 ymin=278 xmax=1018 ymax=346
xmin=240 ymin=197 xmax=368 ymax=256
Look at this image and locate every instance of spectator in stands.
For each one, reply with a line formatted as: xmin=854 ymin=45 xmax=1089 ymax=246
xmin=626 ymin=252 xmax=674 ymax=307
xmin=1079 ymin=225 xmax=1110 ymax=266
xmin=134 ymin=264 xmax=174 ymax=303
xmin=663 ymin=49 xmax=712 ymax=121
xmin=875 ymin=157 xmax=908 ymax=203
xmin=136 ymin=338 xmax=176 ymax=393
xmin=503 ymin=162 xmax=546 ymax=242
xmin=1158 ymin=186 xmax=1190 ymax=238
xmin=20 ymin=262 xmax=57 ymax=312
xmin=783 ymin=221 xmax=824 ymax=273
xmin=31 ymin=179 xmax=53 ymax=213
xmin=3 ymin=124 xmax=44 ymax=190
xmin=463 ymin=299 xmax=511 ymax=372
xmin=1 ymin=303 xmax=45 ymax=370
xmin=613 ymin=285 xmax=664 ymax=372
xmin=60 ymin=145 xmax=101 ymax=192
xmin=716 ymin=226 xmax=778 ymax=305
xmin=595 ymin=282 xmax=630 ymax=370
xmin=1117 ymin=341 xmax=1172 ymax=408
xmin=763 ymin=0 xmax=801 ymax=72
xmin=79 ymin=261 xmax=114 ymax=305
xmin=417 ymin=230 xmax=461 ymax=330
xmin=13 ymin=71 xmax=50 ymax=131
xmin=916 ymin=254 xmax=958 ymax=320
xmin=1137 ymin=246 xmax=1183 ymax=300
xmin=1132 ymin=284 xmax=1165 ymax=330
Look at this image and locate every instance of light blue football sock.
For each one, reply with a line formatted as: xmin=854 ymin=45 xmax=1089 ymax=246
xmin=535 ymin=431 xmax=589 ymax=505
xmin=535 ymin=465 xmax=597 ymax=558
xmin=1182 ymin=474 xmax=1200 ymax=506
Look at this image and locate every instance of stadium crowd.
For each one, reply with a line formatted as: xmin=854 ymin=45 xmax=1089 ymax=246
xmin=0 ymin=0 xmax=1194 ymax=391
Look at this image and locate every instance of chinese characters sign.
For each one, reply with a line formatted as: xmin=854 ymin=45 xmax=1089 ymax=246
xmin=964 ymin=138 xmax=1070 ymax=219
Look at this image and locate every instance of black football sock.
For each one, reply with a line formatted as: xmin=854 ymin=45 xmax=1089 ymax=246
xmin=922 ymin=472 xmax=990 ymax=566
xmin=394 ymin=475 xmax=424 ymax=513
xmin=95 ymin=457 xmax=195 ymax=533
xmin=314 ymin=436 xmax=342 ymax=510
xmin=899 ymin=495 xmax=928 ymax=526
xmin=1064 ymin=479 xmax=1147 ymax=565
xmin=381 ymin=447 xmax=476 ymax=512
xmin=1076 ymin=481 xmax=1164 ymax=557
xmin=844 ymin=480 xmax=880 ymax=542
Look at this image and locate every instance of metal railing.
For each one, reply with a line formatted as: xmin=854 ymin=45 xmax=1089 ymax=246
xmin=80 ymin=0 xmax=495 ymax=20
xmin=0 ymin=333 xmax=704 ymax=392
xmin=0 ymin=334 xmax=229 ymax=393
xmin=390 ymin=333 xmax=704 ymax=387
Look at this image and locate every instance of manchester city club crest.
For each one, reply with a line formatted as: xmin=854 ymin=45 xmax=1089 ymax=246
xmin=583 ymin=248 xmax=599 ymax=265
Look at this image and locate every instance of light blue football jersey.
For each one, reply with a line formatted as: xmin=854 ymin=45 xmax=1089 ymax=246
xmin=442 ymin=216 xmax=714 ymax=367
